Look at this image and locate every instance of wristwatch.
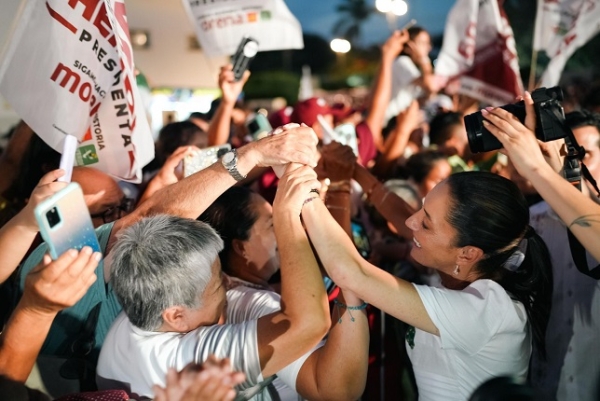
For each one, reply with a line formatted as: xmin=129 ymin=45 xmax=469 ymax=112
xmin=221 ymin=149 xmax=246 ymax=181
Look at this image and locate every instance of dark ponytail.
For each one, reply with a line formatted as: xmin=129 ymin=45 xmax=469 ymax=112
xmin=446 ymin=172 xmax=553 ymax=357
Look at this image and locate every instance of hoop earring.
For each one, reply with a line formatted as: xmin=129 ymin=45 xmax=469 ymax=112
xmin=453 ymin=265 xmax=460 ymax=276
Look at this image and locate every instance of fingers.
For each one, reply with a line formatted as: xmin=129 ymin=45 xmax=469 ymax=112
xmin=38 ymin=169 xmax=65 ymax=186
xmin=482 ymin=108 xmax=523 ymax=138
xmin=523 ymin=91 xmax=536 ymax=132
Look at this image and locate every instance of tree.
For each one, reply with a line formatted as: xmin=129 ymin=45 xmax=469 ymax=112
xmin=332 ymin=0 xmax=374 ymax=45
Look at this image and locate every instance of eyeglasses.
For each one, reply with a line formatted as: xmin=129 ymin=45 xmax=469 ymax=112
xmin=91 ymin=197 xmax=135 ymax=224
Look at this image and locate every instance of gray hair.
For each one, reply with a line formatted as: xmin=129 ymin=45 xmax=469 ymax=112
xmin=108 ymin=214 xmax=224 ymax=331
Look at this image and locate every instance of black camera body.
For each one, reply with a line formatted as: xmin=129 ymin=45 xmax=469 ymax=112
xmin=465 ymin=86 xmax=568 ymax=153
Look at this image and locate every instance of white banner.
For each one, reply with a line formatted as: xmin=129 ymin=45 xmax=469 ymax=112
xmin=183 ymin=0 xmax=304 ymax=58
xmin=536 ymin=0 xmax=600 ymax=87
xmin=435 ymin=0 xmax=523 ymax=105
xmin=0 ymin=0 xmax=154 ymax=183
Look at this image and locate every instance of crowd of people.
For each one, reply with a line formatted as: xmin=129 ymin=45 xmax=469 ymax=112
xmin=0 ymin=25 xmax=599 ymax=401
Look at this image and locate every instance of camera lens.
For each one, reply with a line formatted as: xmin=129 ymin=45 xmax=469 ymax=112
xmin=464 ymin=112 xmax=503 ymax=153
xmin=46 ymin=207 xmax=61 ymax=228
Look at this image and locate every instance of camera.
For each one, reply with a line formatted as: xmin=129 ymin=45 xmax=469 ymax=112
xmin=46 ymin=207 xmax=61 ymax=228
xmin=464 ymin=86 xmax=568 ymax=153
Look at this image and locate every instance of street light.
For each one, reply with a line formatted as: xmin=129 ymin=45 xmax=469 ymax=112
xmin=330 ymin=38 xmax=351 ymax=54
xmin=376 ymin=0 xmax=409 ymax=31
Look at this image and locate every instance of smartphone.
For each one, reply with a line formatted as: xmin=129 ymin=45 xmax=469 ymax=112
xmin=183 ymin=144 xmax=232 ymax=177
xmin=351 ymin=220 xmax=371 ymax=259
xmin=401 ymin=19 xmax=417 ymax=31
xmin=231 ymin=36 xmax=259 ymax=81
xmin=246 ymin=113 xmax=273 ymax=140
xmin=34 ymin=183 xmax=100 ymax=260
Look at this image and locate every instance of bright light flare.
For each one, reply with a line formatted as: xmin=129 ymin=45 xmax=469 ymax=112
xmin=375 ymin=0 xmax=393 ymax=13
xmin=392 ymin=0 xmax=408 ymax=16
xmin=330 ymin=38 xmax=351 ymax=53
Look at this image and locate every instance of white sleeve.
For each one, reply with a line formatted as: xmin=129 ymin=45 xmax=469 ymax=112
xmin=275 ymin=341 xmax=325 ymax=392
xmin=393 ymin=55 xmax=421 ymax=88
xmin=413 ymin=280 xmax=512 ymax=354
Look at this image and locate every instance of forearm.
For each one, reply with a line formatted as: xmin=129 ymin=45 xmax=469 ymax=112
xmin=297 ymin=289 xmax=368 ymax=401
xmin=207 ymin=100 xmax=235 ymax=146
xmin=274 ymin=212 xmax=329 ymax=328
xmin=354 ymin=164 xmax=416 ymax=239
xmin=109 ymin=145 xmax=258 ymax=251
xmin=527 ymin=165 xmax=600 ymax=261
xmin=365 ymin=57 xmax=395 ymax=152
xmin=0 ymin=303 xmax=56 ymax=382
xmin=0 ymin=214 xmax=38 ymax=283
xmin=324 ymin=183 xmax=352 ymax=237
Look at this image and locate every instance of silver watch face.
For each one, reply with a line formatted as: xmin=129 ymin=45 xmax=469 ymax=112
xmin=222 ymin=151 xmax=235 ymax=166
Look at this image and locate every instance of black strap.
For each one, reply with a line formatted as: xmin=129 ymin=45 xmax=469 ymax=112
xmin=561 ymin=127 xmax=600 ymax=279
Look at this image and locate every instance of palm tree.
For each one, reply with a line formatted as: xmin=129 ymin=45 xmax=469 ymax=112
xmin=332 ymin=0 xmax=374 ymax=45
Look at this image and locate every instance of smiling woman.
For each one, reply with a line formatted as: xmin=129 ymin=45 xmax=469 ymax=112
xmin=290 ymin=170 xmax=553 ymax=401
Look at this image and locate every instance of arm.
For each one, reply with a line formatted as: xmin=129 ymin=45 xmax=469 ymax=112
xmin=0 ymin=169 xmax=67 ymax=283
xmin=301 ymin=198 xmax=438 ymax=334
xmin=207 ymin=65 xmax=250 ymax=146
xmin=0 ymin=248 xmax=100 ymax=382
xmin=137 ymin=146 xmax=198 ymax=205
xmin=109 ymin=126 xmax=319 ymax=252
xmin=353 ymin=163 xmax=416 ymax=239
xmin=483 ymin=93 xmax=600 ymax=261
xmin=364 ymin=30 xmax=409 ymax=152
xmin=372 ymin=99 xmax=420 ymax=177
xmin=273 ymin=164 xmax=369 ymax=400
xmin=256 ymin=165 xmax=330 ymax=378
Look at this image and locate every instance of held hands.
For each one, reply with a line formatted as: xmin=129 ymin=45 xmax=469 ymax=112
xmin=251 ymin=123 xmax=319 ymax=177
xmin=17 ymin=169 xmax=68 ymax=233
xmin=316 ymin=142 xmax=356 ymax=182
xmin=20 ymin=247 xmax=100 ymax=317
xmin=153 ymin=357 xmax=245 ymax=401
xmin=219 ymin=64 xmax=250 ymax=105
xmin=273 ymin=164 xmax=321 ymax=217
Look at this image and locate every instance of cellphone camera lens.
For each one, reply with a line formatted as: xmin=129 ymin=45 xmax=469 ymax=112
xmin=46 ymin=207 xmax=61 ymax=228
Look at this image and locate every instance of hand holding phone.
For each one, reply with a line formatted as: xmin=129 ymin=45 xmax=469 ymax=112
xmin=246 ymin=113 xmax=273 ymax=141
xmin=231 ymin=36 xmax=259 ymax=81
xmin=34 ymin=183 xmax=100 ymax=260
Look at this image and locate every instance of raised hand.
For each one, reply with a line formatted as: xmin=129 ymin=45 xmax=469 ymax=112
xmin=153 ymin=357 xmax=245 ymax=401
xmin=18 ymin=169 xmax=68 ymax=233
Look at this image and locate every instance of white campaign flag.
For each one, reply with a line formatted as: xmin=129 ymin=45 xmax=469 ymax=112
xmin=435 ymin=0 xmax=523 ymax=105
xmin=536 ymin=0 xmax=600 ymax=87
xmin=0 ymin=0 xmax=154 ymax=183
xmin=183 ymin=0 xmax=304 ymax=58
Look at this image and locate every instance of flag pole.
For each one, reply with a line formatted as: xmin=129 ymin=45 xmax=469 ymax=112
xmin=528 ymin=49 xmax=539 ymax=91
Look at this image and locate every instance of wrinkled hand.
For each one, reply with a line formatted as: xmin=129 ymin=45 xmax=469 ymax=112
xmin=20 ymin=247 xmax=100 ymax=316
xmin=382 ymin=30 xmax=409 ymax=62
xmin=155 ymin=146 xmax=201 ymax=187
xmin=481 ymin=91 xmax=554 ymax=179
xmin=18 ymin=169 xmax=68 ymax=233
xmin=219 ymin=64 xmax=250 ymax=105
xmin=273 ymin=164 xmax=321 ymax=217
xmin=153 ymin=357 xmax=245 ymax=401
xmin=251 ymin=124 xmax=319 ymax=178
xmin=316 ymin=142 xmax=356 ymax=182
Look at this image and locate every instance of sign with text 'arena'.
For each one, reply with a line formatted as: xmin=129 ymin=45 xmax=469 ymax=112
xmin=183 ymin=0 xmax=304 ymax=58
xmin=0 ymin=0 xmax=154 ymax=182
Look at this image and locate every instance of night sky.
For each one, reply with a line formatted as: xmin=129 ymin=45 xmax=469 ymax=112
xmin=285 ymin=0 xmax=456 ymax=46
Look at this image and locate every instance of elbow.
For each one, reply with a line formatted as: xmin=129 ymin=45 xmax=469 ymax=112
xmin=294 ymin=309 xmax=331 ymax=346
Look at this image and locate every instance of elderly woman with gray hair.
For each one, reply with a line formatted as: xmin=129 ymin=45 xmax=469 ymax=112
xmin=96 ymin=164 xmax=369 ymax=401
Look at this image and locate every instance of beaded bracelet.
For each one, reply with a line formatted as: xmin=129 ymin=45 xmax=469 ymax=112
xmin=302 ymin=188 xmax=321 ymax=207
xmin=333 ymin=299 xmax=368 ymax=323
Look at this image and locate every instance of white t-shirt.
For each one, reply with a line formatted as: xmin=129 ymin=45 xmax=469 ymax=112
xmin=96 ymin=286 xmax=315 ymax=400
xmin=385 ymin=55 xmax=423 ymax=124
xmin=408 ymin=279 xmax=530 ymax=401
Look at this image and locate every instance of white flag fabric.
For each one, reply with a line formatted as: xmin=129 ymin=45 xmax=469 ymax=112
xmin=0 ymin=0 xmax=154 ymax=183
xmin=183 ymin=0 xmax=304 ymax=58
xmin=435 ymin=0 xmax=523 ymax=105
xmin=536 ymin=0 xmax=600 ymax=87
